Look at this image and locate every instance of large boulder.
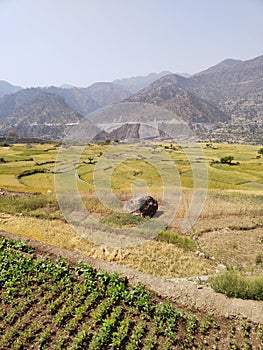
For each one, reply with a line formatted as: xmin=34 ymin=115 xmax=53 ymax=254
xmin=123 ymin=195 xmax=158 ymax=218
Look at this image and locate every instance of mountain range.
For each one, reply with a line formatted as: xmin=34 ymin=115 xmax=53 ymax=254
xmin=0 ymin=55 xmax=262 ymax=143
xmin=0 ymin=80 xmax=21 ymax=98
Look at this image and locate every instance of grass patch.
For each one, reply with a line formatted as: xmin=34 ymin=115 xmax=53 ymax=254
xmin=209 ymin=269 xmax=263 ymax=300
xmin=157 ymin=230 xmax=197 ymax=251
xmin=101 ymin=212 xmax=146 ymax=227
xmin=0 ymin=194 xmax=61 ymax=219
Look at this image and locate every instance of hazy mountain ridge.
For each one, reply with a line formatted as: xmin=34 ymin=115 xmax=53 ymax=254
xmin=0 ymin=88 xmax=82 ymax=139
xmin=185 ymin=55 xmax=263 ymax=120
xmin=184 ymin=55 xmax=263 ymax=143
xmin=0 ymin=80 xmax=22 ymax=98
xmin=0 ymin=54 xmax=262 ymax=142
xmin=113 ymin=71 xmax=174 ymax=93
xmin=126 ymin=74 xmax=227 ymax=124
xmin=45 ymin=82 xmax=131 ymax=115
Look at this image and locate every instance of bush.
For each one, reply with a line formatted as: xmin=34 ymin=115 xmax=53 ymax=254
xmin=220 ymin=156 xmax=234 ymax=164
xmin=209 ymin=270 xmax=263 ymax=300
xmin=258 ymin=148 xmax=263 ymax=155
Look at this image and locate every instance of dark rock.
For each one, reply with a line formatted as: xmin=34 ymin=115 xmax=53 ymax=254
xmin=123 ymin=195 xmax=158 ymax=218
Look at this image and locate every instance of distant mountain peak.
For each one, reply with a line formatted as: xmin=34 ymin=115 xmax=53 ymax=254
xmin=126 ymin=73 xmax=227 ymax=124
xmin=0 ymin=80 xmax=22 ymax=98
xmin=59 ymin=84 xmax=76 ymax=89
xmin=193 ymin=58 xmax=243 ymax=77
xmin=113 ymin=71 xmax=173 ymax=93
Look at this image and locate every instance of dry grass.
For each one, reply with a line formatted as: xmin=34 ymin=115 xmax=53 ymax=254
xmin=0 ymin=175 xmax=26 ymax=191
xmin=197 ymin=227 xmax=263 ymax=274
xmin=0 ymin=142 xmax=262 ymax=279
xmin=20 ymin=173 xmax=55 ymax=192
xmin=0 ymin=213 xmax=215 ymax=278
xmin=92 ymin=240 xmax=215 ymax=278
xmin=170 ymin=189 xmax=262 ymax=234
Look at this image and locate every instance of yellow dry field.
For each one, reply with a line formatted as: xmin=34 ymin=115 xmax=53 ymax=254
xmin=0 ymin=213 xmax=215 ymax=278
xmin=0 ymin=175 xmax=26 ymax=191
xmin=20 ymin=173 xmax=55 ymax=192
xmin=0 ymin=142 xmax=262 ymax=278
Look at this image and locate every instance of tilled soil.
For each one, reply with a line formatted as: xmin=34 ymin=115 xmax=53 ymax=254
xmin=1 ymin=230 xmax=263 ymax=324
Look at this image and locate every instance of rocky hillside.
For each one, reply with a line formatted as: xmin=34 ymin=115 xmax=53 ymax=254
xmin=0 ymin=80 xmax=22 ymax=98
xmin=0 ymin=88 xmax=82 ymax=139
xmin=184 ymin=55 xmax=263 ymax=143
xmin=125 ymin=56 xmax=263 ymax=143
xmin=0 ymin=55 xmax=262 ymax=142
xmin=186 ymin=55 xmax=263 ymax=121
xmin=126 ymin=74 xmax=227 ymax=124
xmin=46 ymin=82 xmax=131 ymax=115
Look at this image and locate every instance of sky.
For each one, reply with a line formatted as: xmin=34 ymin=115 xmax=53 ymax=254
xmin=0 ymin=0 xmax=262 ymax=88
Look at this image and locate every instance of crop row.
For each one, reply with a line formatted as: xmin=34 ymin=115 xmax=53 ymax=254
xmin=0 ymin=237 xmax=263 ymax=349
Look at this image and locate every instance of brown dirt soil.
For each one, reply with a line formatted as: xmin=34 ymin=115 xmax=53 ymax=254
xmin=197 ymin=226 xmax=263 ymax=273
xmin=1 ymin=230 xmax=263 ymax=325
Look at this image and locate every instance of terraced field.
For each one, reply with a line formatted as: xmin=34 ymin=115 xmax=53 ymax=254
xmin=0 ymin=142 xmax=262 ymax=279
xmin=1 ymin=236 xmax=263 ymax=350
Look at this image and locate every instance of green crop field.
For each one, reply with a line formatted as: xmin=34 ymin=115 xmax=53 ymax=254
xmin=0 ymin=142 xmax=262 ymax=279
xmin=0 ymin=236 xmax=262 ymax=350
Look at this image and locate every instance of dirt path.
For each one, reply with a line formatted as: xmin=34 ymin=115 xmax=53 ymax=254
xmin=1 ymin=230 xmax=263 ymax=324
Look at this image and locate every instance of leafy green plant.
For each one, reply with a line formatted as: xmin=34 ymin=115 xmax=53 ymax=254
xmin=0 ymin=236 xmax=262 ymax=349
xmin=185 ymin=314 xmax=198 ymax=346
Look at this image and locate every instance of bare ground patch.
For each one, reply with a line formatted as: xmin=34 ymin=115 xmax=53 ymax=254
xmin=197 ymin=226 xmax=263 ymax=274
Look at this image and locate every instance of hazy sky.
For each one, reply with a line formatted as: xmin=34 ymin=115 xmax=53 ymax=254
xmin=0 ymin=0 xmax=262 ymax=87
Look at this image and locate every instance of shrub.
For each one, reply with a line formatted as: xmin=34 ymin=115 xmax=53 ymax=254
xmin=258 ymin=148 xmax=263 ymax=155
xmin=209 ymin=270 xmax=263 ymax=300
xmin=220 ymin=156 xmax=234 ymax=164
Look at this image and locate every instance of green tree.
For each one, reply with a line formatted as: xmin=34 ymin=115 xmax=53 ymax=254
xmin=220 ymin=156 xmax=234 ymax=164
xmin=258 ymin=148 xmax=263 ymax=155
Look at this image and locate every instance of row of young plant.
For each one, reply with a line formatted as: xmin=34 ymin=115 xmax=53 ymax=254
xmin=0 ymin=237 xmax=263 ymax=349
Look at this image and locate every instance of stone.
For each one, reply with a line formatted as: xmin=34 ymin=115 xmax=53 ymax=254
xmin=123 ymin=195 xmax=158 ymax=218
